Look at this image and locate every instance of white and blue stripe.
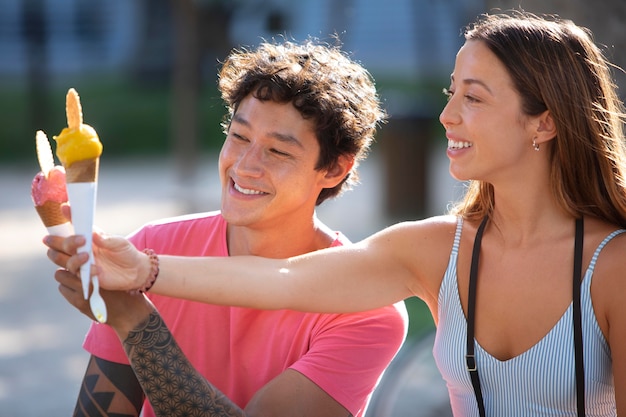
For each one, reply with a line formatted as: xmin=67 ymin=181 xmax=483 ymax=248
xmin=433 ymin=217 xmax=623 ymax=416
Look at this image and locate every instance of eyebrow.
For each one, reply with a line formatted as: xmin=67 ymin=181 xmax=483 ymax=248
xmin=450 ymin=75 xmax=493 ymax=95
xmin=231 ymin=113 xmax=305 ymax=149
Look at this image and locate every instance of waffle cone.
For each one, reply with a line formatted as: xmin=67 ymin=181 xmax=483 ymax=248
xmin=35 ymin=200 xmax=68 ymax=227
xmin=66 ymin=158 xmax=99 ymax=183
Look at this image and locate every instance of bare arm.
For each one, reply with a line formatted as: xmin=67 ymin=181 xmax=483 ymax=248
xmin=587 ymin=230 xmax=626 ymax=414
xmin=48 ymin=216 xmax=453 ymax=315
xmin=609 ymin=309 xmax=626 ymax=415
xmin=151 ymin=218 xmax=450 ymax=313
xmin=595 ymin=237 xmax=626 ymax=414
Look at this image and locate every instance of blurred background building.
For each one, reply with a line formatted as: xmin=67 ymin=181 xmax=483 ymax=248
xmin=2 ymin=0 xmax=624 ymax=218
xmin=2 ymin=0 xmax=625 ymax=217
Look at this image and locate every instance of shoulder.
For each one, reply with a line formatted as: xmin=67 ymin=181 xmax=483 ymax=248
xmin=138 ymin=210 xmax=223 ymax=230
xmin=363 ymin=215 xmax=460 ymax=303
xmin=367 ymin=214 xmax=459 ymax=263
xmin=128 ymin=210 xmax=223 ymax=235
xmin=313 ymin=302 xmax=409 ymax=357
xmin=584 ymin=216 xmax=626 ymax=275
xmin=128 ymin=211 xmax=227 ymax=253
xmin=366 ymin=214 xmax=459 ymax=246
xmin=584 ymin=217 xmax=626 ymax=332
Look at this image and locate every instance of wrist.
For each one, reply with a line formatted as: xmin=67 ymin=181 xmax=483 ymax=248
xmin=134 ymin=248 xmax=160 ymax=293
xmin=112 ymin=296 xmax=156 ymax=340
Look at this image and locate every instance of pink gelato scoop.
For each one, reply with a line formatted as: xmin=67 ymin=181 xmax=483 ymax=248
xmin=31 ymin=166 xmax=68 ymax=206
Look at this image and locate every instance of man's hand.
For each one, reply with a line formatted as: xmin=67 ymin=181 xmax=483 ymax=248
xmin=54 ymin=256 xmax=155 ymax=336
xmin=44 ymin=222 xmax=157 ymax=334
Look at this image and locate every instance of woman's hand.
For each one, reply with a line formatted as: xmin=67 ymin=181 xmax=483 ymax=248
xmin=45 ymin=231 xmax=149 ymax=292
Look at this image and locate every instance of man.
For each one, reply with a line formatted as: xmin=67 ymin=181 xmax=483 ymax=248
xmin=50 ymin=39 xmax=407 ymax=417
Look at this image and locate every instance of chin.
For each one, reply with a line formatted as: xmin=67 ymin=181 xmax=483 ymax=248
xmin=221 ymin=208 xmax=255 ymax=226
xmin=449 ymin=170 xmax=469 ymax=182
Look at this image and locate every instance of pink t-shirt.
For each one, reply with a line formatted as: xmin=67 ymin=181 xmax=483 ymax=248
xmin=84 ymin=211 xmax=408 ymax=416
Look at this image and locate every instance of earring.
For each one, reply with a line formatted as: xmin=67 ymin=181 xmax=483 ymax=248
xmin=532 ymin=138 xmax=540 ymax=151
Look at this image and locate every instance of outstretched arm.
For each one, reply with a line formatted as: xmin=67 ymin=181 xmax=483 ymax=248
xmin=47 ymin=224 xmax=416 ymax=315
xmin=153 ymin=240 xmax=413 ymax=313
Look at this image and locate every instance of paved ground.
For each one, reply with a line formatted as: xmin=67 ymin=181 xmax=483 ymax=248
xmin=0 ymin=150 xmax=458 ymax=416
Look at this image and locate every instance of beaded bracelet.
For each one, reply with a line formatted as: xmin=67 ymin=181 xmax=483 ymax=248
xmin=139 ymin=248 xmax=160 ymax=293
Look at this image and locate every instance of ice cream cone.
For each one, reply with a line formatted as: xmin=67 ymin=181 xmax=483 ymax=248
xmin=65 ymin=158 xmax=99 ymax=183
xmin=52 ymin=88 xmax=103 ymax=300
xmin=35 ymin=200 xmax=66 ymax=227
xmin=32 ymin=131 xmax=73 ymax=236
xmin=34 ymin=201 xmax=74 ymax=236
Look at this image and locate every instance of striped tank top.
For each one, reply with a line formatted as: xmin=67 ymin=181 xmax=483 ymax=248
xmin=433 ymin=216 xmax=623 ymax=416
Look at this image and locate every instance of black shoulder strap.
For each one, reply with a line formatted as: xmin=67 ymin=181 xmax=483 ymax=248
xmin=573 ymin=217 xmax=585 ymax=416
xmin=466 ymin=216 xmax=488 ymax=417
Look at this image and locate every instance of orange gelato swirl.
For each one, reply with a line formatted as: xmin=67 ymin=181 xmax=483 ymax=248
xmin=54 ymin=124 xmax=102 ymax=167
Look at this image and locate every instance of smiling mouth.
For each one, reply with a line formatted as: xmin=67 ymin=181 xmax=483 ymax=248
xmin=447 ymin=139 xmax=472 ymax=150
xmin=233 ymin=181 xmax=266 ymax=195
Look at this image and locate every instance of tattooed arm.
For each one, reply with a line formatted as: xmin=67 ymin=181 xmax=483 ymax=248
xmin=122 ymin=309 xmax=351 ymax=417
xmin=73 ymin=356 xmax=144 ymax=417
xmin=54 ymin=268 xmax=352 ymax=417
xmin=54 ymin=267 xmax=245 ymax=417
xmin=123 ymin=311 xmax=245 ymax=417
xmin=53 ymin=272 xmax=146 ymax=416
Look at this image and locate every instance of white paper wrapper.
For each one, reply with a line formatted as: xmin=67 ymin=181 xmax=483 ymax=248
xmin=46 ymin=222 xmax=75 ymax=237
xmin=66 ymin=181 xmax=97 ymax=300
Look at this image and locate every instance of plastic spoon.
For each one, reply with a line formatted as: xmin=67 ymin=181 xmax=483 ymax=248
xmin=89 ymin=276 xmax=107 ymax=323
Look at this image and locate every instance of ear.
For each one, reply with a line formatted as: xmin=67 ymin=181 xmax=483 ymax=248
xmin=534 ymin=110 xmax=557 ymax=145
xmin=319 ymin=155 xmax=355 ymax=188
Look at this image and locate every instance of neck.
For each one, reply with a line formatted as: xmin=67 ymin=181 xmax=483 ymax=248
xmin=488 ymin=183 xmax=574 ymax=246
xmin=226 ymin=215 xmax=336 ymax=258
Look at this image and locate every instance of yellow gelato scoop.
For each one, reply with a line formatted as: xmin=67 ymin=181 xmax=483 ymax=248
xmin=53 ymin=88 xmax=103 ymax=174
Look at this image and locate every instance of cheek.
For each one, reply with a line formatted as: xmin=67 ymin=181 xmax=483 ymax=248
xmin=276 ymin=167 xmax=319 ymax=197
xmin=218 ymin=146 xmax=234 ymax=181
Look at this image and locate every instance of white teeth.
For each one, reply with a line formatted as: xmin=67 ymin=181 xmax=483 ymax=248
xmin=234 ymin=182 xmax=264 ymax=195
xmin=448 ymin=139 xmax=472 ymax=150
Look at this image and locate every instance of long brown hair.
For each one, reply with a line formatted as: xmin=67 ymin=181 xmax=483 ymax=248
xmin=451 ymin=11 xmax=626 ymax=227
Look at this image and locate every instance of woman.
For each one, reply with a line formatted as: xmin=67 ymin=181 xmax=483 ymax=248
xmin=51 ymin=11 xmax=626 ymax=416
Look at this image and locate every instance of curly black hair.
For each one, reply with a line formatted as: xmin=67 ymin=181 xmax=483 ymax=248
xmin=218 ymin=38 xmax=386 ymax=205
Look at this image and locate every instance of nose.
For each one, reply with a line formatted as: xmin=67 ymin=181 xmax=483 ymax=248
xmin=439 ymin=98 xmax=459 ymax=129
xmin=232 ymin=144 xmax=264 ymax=177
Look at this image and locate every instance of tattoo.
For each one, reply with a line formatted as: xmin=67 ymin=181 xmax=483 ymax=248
xmin=124 ymin=311 xmax=245 ymax=417
xmin=74 ymin=355 xmax=144 ymax=416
